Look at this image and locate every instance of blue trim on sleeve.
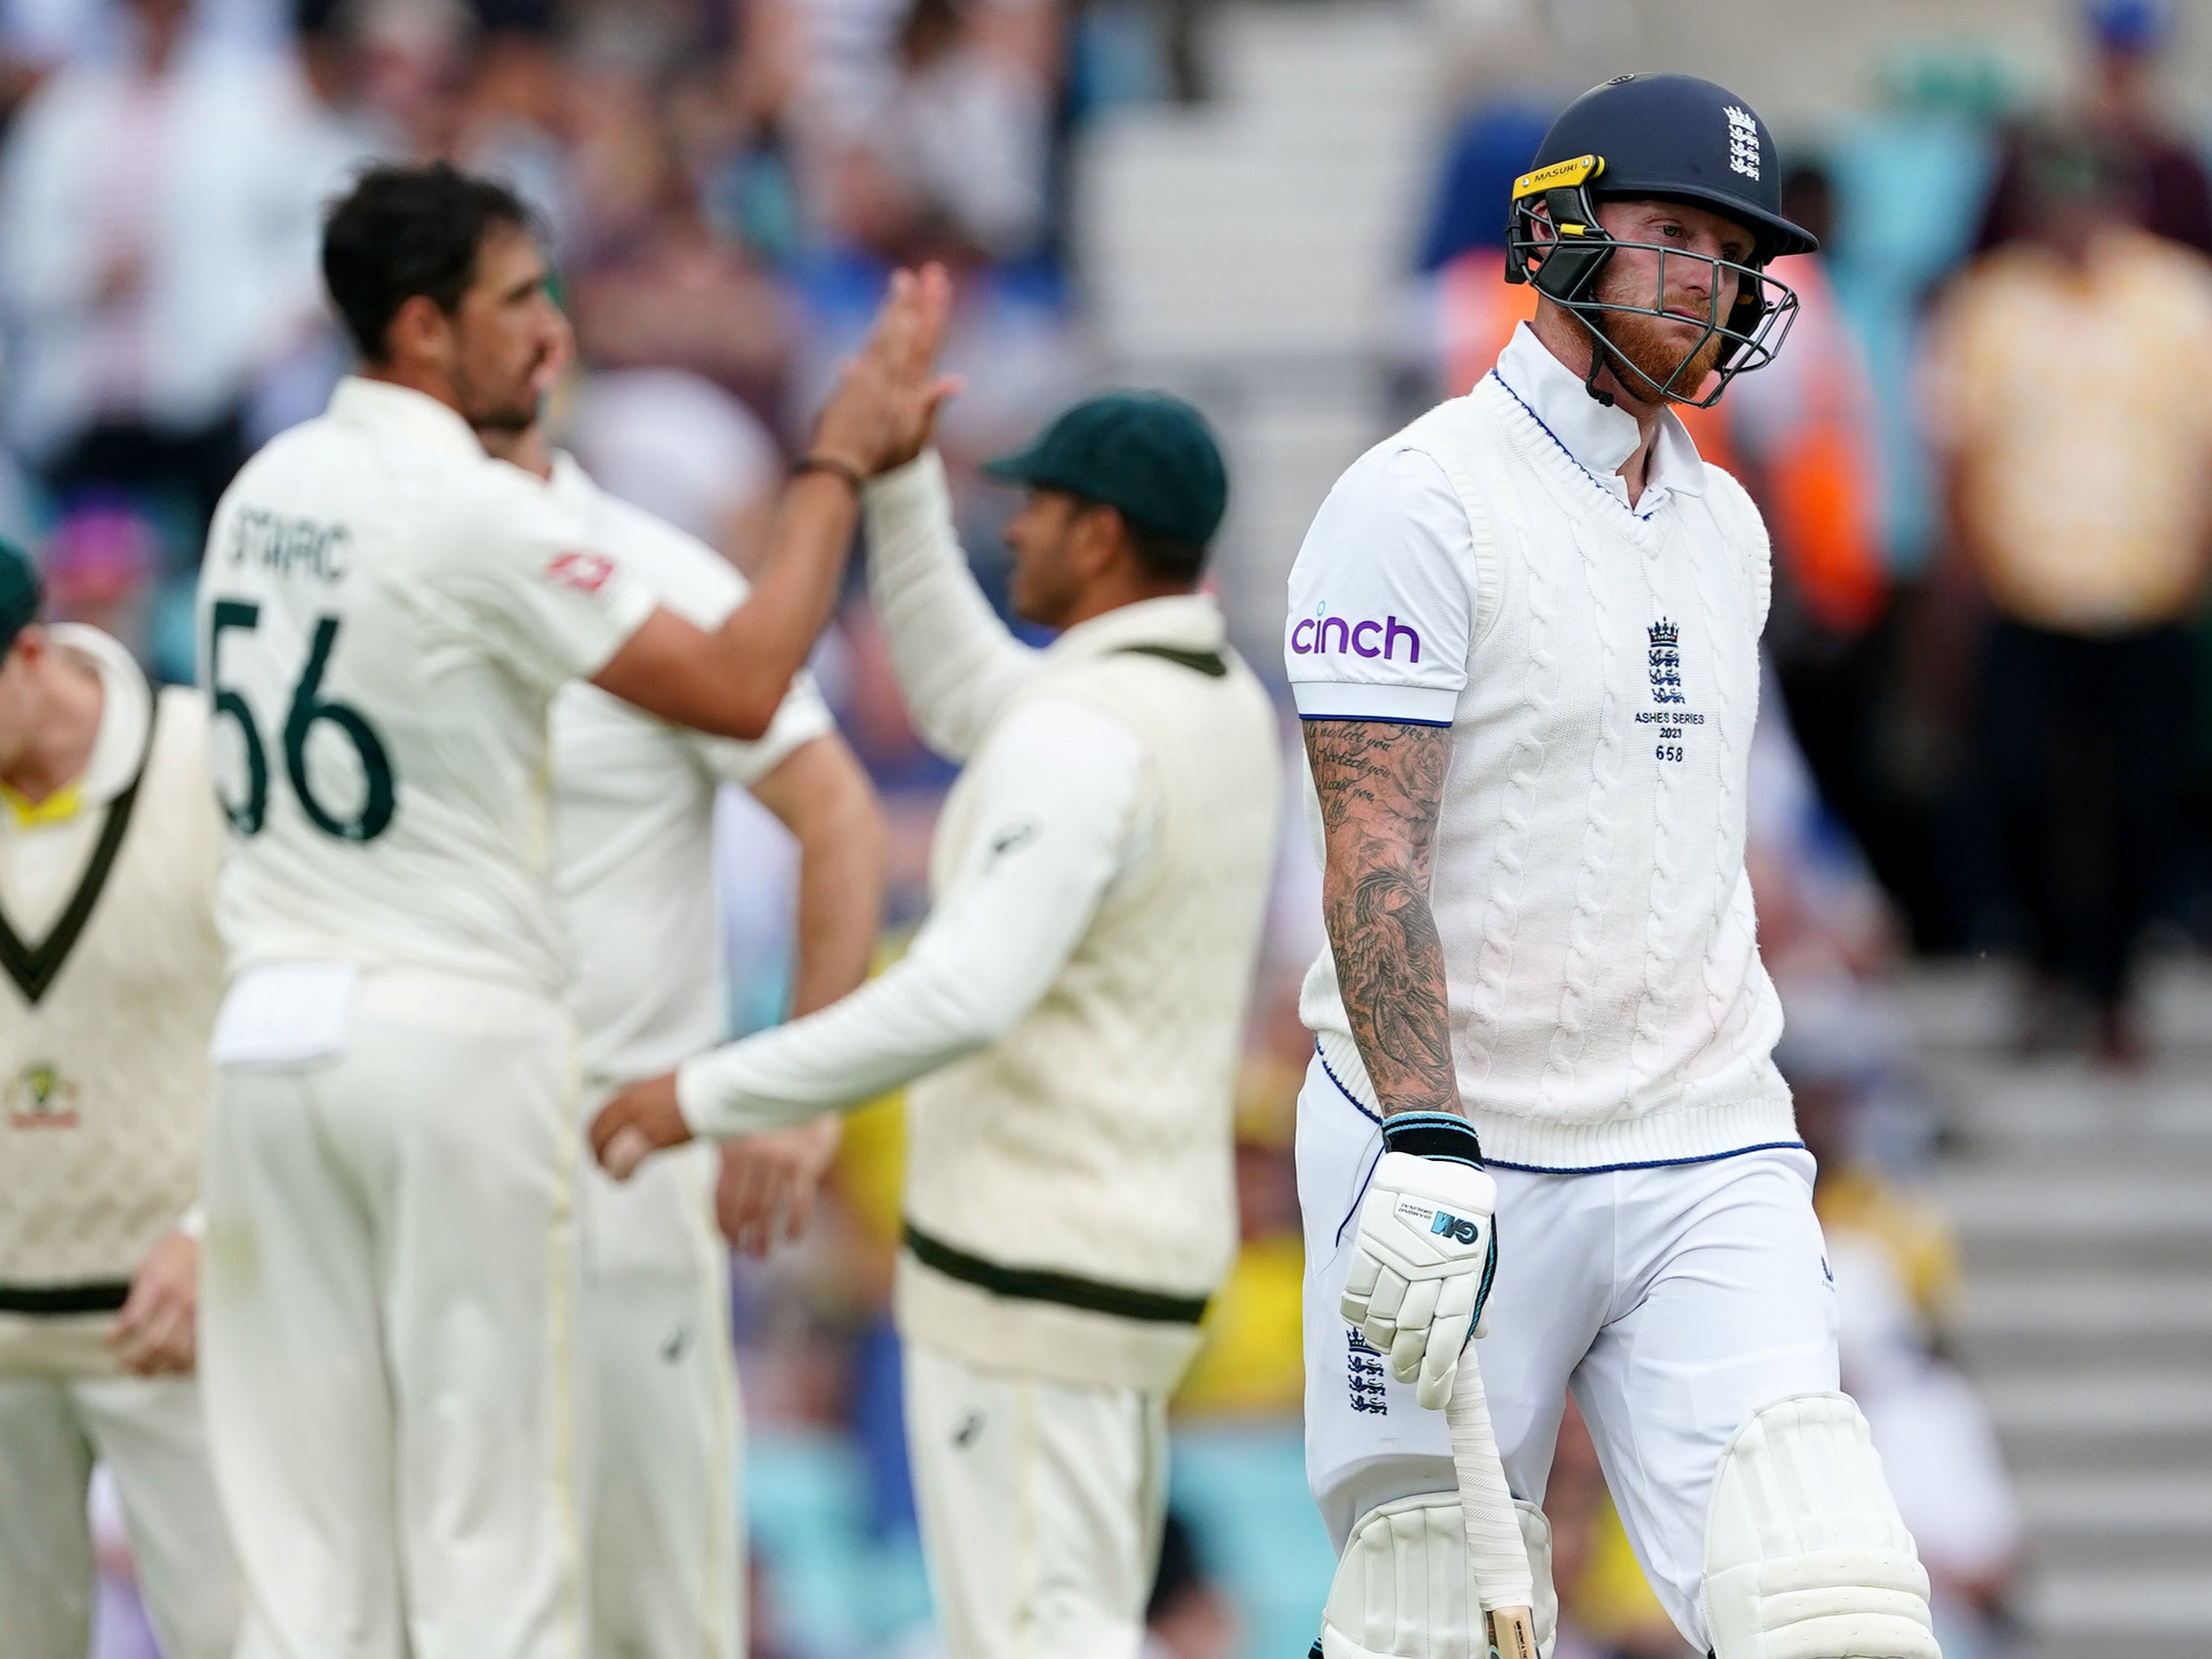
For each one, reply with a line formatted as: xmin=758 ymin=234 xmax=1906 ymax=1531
xmin=1298 ymin=713 xmax=1455 ymax=729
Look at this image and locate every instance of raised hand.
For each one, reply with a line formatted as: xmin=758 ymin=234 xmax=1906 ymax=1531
xmin=809 ymin=262 xmax=964 ymax=477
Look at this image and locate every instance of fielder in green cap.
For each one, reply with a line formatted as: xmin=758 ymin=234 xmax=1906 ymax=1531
xmin=977 ymin=390 xmax=1230 ymax=622
xmin=590 ymin=318 xmax=1281 ymax=1659
xmin=878 ymin=387 xmax=1234 ymax=630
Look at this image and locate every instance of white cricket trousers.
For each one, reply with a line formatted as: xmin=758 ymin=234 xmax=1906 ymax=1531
xmin=0 ymin=1355 xmax=238 ymax=1659
xmin=1298 ymin=1056 xmax=1839 ymax=1651
xmin=198 ymin=969 xmax=586 ymax=1659
xmin=903 ymin=1338 xmax=1170 ymax=1659
xmin=577 ymin=1145 xmax=743 ymax=1659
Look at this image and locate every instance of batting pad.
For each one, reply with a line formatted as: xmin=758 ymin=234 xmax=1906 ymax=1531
xmin=1320 ymin=1493 xmax=1558 ymax=1659
xmin=1702 ymin=1392 xmax=1941 ymax=1659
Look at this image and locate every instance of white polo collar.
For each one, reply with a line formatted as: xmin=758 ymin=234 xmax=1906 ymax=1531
xmin=326 ymin=375 xmax=489 ymax=465
xmin=1490 ymin=323 xmax=1705 ymax=514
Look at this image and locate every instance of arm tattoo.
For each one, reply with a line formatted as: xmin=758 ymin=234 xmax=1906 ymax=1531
xmin=1304 ymin=719 xmax=1461 ymax=1118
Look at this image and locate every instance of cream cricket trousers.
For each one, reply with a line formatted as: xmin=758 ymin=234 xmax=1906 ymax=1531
xmin=0 ymin=1348 xmax=239 ymax=1659
xmin=198 ymin=970 xmax=586 ymax=1659
xmin=577 ymin=1145 xmax=743 ymax=1659
xmin=903 ymin=1339 xmax=1170 ymax=1659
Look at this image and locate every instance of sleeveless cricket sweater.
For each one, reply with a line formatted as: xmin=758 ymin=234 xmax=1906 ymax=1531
xmin=897 ymin=633 xmax=1281 ymax=1391
xmin=1300 ymin=373 xmax=1796 ymax=1170
xmin=0 ymin=663 xmax=224 ymax=1325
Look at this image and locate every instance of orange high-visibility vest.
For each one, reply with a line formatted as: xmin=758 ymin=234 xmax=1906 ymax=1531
xmin=1725 ymin=255 xmax=1886 ymax=634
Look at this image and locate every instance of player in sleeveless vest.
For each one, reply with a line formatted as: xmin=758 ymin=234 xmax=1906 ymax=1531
xmin=589 ymin=379 xmax=1282 ymax=1659
xmin=0 ymin=542 xmax=240 ymax=1659
xmin=1287 ymin=78 xmax=1938 ymax=1659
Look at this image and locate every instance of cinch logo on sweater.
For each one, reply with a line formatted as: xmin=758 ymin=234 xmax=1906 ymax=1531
xmin=1289 ymin=613 xmax=1421 ymax=663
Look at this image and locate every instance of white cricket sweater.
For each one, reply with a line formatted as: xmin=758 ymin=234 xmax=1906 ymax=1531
xmin=1285 ymin=325 xmax=1795 ymax=1171
xmin=0 ymin=629 xmax=224 ymax=1370
xmin=679 ymin=454 xmax=1282 ymax=1388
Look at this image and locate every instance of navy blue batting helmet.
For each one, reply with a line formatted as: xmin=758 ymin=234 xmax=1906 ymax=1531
xmin=1504 ymin=74 xmax=1816 ymax=404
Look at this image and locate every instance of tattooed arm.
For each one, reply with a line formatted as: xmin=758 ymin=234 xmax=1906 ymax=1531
xmin=1304 ymin=717 xmax=1461 ymax=1118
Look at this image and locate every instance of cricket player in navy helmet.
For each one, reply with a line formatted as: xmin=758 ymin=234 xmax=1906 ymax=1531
xmin=1284 ymin=74 xmax=1940 ymax=1659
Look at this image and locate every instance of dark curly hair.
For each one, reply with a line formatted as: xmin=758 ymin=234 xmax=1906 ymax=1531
xmin=321 ymin=162 xmax=537 ymax=364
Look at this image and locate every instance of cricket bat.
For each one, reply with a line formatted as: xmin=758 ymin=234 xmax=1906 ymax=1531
xmin=1445 ymin=1341 xmax=1538 ymax=1659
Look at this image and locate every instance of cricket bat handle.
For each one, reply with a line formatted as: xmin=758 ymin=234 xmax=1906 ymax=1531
xmin=1444 ymin=1341 xmax=1538 ymax=1659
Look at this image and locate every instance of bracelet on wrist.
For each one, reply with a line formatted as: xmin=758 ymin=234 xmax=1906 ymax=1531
xmin=792 ymin=454 xmax=867 ymax=495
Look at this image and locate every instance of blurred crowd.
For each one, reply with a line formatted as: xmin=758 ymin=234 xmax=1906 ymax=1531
xmin=27 ymin=0 xmax=2212 ymax=1653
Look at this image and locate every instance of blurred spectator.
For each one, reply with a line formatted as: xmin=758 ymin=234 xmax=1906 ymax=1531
xmin=1923 ymin=125 xmax=2212 ymax=1062
xmin=1790 ymin=1056 xmax=1959 ymax=1337
xmin=566 ymin=365 xmax=785 ymax=561
xmin=1789 ymin=1054 xmax=2019 ymax=1653
xmin=0 ymin=0 xmax=337 ymax=562
xmin=461 ymin=22 xmax=575 ymax=245
xmin=1722 ymin=164 xmax=1892 ymax=855
xmin=814 ymin=0 xmax=1052 ymax=265
xmin=1973 ymin=0 xmax=2212 ymax=256
xmin=1144 ymin=1512 xmax=1241 ymax=1659
xmin=566 ymin=86 xmax=792 ymax=420
xmin=40 ymin=497 xmax=157 ymax=655
xmin=308 ymin=0 xmax=468 ymax=157
xmin=1830 ymin=1240 xmax=2022 ymax=1657
xmin=1399 ymin=97 xmax=1552 ymax=402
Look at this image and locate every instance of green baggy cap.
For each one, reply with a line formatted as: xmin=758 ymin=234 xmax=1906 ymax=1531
xmin=982 ymin=390 xmax=1229 ymax=547
xmin=0 ymin=540 xmax=40 ymax=654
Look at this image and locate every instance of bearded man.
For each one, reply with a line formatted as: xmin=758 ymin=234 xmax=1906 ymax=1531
xmin=1282 ymin=75 xmax=1941 ymax=1659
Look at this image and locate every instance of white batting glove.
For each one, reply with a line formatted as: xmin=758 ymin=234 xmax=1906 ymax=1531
xmin=1341 ymin=1112 xmax=1498 ymax=1410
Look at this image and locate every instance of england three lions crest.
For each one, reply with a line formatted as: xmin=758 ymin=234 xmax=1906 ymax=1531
xmin=1647 ymin=619 xmax=1685 ymax=706
xmin=1723 ymin=106 xmax=1761 ymax=180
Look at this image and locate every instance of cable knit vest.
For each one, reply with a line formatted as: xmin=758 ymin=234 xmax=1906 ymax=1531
xmin=898 ymin=641 xmax=1281 ymax=1391
xmin=1302 ymin=373 xmax=1796 ymax=1170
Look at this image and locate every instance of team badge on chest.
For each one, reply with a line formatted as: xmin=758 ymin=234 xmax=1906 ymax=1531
xmin=1647 ymin=619 xmax=1684 ymax=705
xmin=1634 ymin=617 xmax=1702 ymax=763
xmin=6 ymin=1060 xmax=79 ymax=1129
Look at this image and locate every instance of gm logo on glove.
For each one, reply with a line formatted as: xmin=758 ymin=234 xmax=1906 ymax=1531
xmin=1430 ymin=1209 xmax=1484 ymax=1247
xmin=1349 ymin=1147 xmax=1502 ymax=1410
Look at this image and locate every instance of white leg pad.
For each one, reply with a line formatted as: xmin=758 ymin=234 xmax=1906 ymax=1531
xmin=1321 ymin=1494 xmax=1558 ymax=1659
xmin=1702 ymin=1392 xmax=1941 ymax=1659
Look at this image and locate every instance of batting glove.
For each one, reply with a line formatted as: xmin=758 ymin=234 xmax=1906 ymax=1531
xmin=1341 ymin=1112 xmax=1498 ymax=1410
